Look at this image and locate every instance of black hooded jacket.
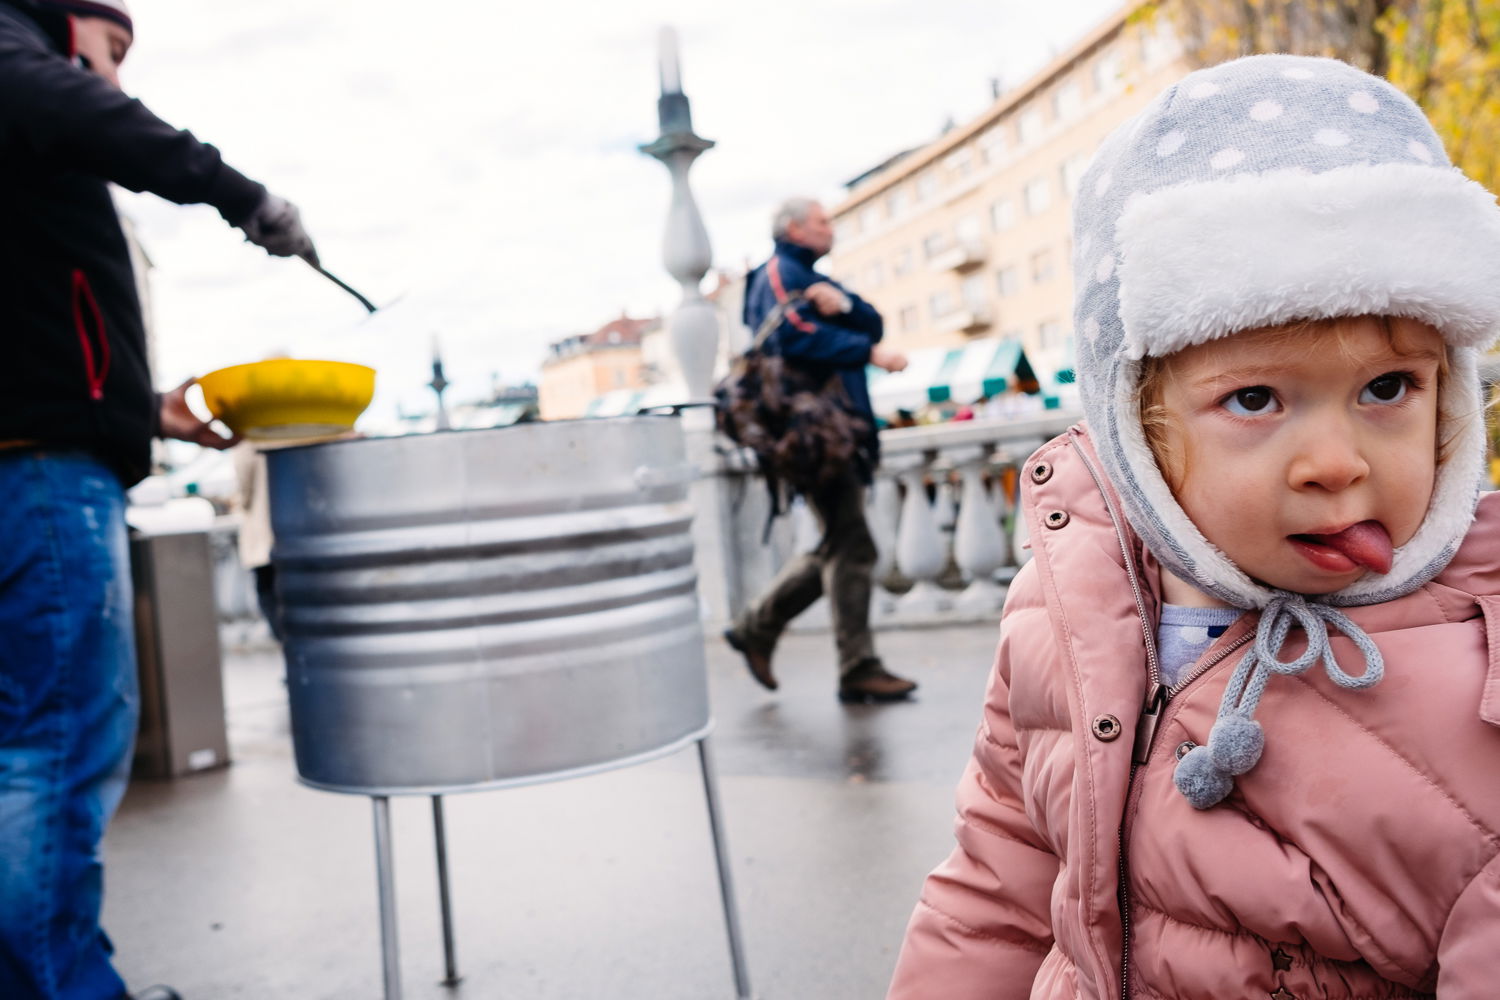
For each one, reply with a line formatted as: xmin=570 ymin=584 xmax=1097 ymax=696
xmin=0 ymin=1 xmax=267 ymax=484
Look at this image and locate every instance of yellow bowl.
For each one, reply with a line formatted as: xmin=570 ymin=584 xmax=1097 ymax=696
xmin=197 ymin=359 xmax=375 ymax=440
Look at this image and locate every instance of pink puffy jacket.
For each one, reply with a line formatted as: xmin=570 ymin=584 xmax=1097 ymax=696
xmin=888 ymin=425 xmax=1500 ymax=999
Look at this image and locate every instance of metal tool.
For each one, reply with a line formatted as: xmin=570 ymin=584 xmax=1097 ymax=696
xmin=307 ymin=259 xmax=378 ymax=314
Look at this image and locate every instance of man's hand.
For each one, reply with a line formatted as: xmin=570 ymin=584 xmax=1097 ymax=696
xmin=805 ymin=281 xmax=853 ymax=316
xmin=239 ymin=194 xmax=320 ymax=266
xmin=159 ymin=379 xmax=240 ymax=450
xmin=870 ymin=344 xmax=908 ymax=373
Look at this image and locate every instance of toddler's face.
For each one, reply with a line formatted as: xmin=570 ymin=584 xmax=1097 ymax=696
xmin=1154 ymin=317 xmax=1444 ymax=595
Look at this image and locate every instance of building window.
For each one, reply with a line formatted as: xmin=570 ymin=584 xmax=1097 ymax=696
xmin=915 ymin=170 xmax=939 ymax=201
xmin=996 ymin=265 xmax=1020 ymax=297
xmin=922 ymin=231 xmax=948 ymax=259
xmin=900 ymin=305 xmax=919 ymax=333
xmin=978 ymin=124 xmax=1008 ymax=164
xmin=866 ymin=259 xmax=885 ymax=289
xmin=834 ymin=219 xmax=857 ymax=243
xmin=1039 ymin=319 xmax=1065 ymax=350
xmin=1052 ymin=82 xmax=1082 ymax=122
xmin=614 ymin=369 xmax=626 ymax=387
xmin=929 ymin=290 xmax=954 ymax=319
xmin=1017 ymin=109 xmax=1044 ymax=146
xmin=1031 ymin=248 xmax=1055 ymax=284
xmin=1140 ymin=22 xmax=1180 ymax=66
xmin=990 ymin=197 xmax=1016 ymax=232
xmin=944 ymin=147 xmax=974 ymax=179
xmin=1060 ymin=152 xmax=1092 ymax=197
xmin=1024 ymin=176 xmax=1052 ymax=216
xmin=859 ymin=203 xmax=881 ymax=234
xmin=893 ymin=247 xmax=913 ymax=276
xmin=886 ymin=186 xmax=908 ymax=219
xmin=1093 ymin=49 xmax=1122 ymax=94
xmin=961 ymin=274 xmax=987 ymax=311
xmin=955 ymin=214 xmax=983 ymax=244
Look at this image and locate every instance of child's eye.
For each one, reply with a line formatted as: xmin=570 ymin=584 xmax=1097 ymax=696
xmin=1360 ymin=373 xmax=1409 ymax=405
xmin=1222 ymin=386 xmax=1279 ymax=416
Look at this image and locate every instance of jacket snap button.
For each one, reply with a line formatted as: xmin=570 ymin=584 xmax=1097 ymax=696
xmin=1175 ymin=741 xmax=1196 ymax=761
xmin=1030 ymin=462 xmax=1052 ymax=484
xmin=1091 ymin=714 xmax=1122 ymax=742
xmin=1044 ymin=510 xmax=1070 ymax=530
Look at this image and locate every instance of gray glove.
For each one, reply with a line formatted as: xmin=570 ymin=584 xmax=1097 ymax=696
xmin=240 ymin=194 xmax=319 ymax=266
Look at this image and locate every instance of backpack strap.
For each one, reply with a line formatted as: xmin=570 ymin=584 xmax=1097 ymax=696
xmin=749 ymin=292 xmax=809 ymax=352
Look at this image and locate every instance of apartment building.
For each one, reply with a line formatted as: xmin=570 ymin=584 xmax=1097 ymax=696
xmin=826 ymin=4 xmax=1190 ymax=385
xmin=537 ymin=314 xmax=658 ymax=420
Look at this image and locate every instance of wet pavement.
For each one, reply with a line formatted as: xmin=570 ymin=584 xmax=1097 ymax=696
xmin=102 ymin=621 xmax=1002 ymax=999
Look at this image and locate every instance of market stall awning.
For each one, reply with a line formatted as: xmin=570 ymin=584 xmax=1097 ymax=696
xmin=1029 ymin=343 xmax=1078 ymax=410
xmin=930 ymin=339 xmax=1039 ymax=403
xmin=866 ymin=346 xmax=953 ymax=414
xmin=585 ymin=388 xmax=645 ymax=417
xmin=868 ymin=338 xmax=1043 ymax=416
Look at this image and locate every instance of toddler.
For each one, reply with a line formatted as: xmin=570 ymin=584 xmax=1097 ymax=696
xmin=887 ymin=54 xmax=1500 ymax=999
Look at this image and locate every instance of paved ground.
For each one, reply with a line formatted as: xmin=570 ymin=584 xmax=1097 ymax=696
xmin=102 ymin=622 xmax=1003 ymax=1000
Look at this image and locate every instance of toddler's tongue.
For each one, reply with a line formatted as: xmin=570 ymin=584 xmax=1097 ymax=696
xmin=1301 ymin=521 xmax=1393 ymax=574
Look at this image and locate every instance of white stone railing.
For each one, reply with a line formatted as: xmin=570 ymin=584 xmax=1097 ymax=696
xmin=708 ymin=410 xmax=1079 ymax=629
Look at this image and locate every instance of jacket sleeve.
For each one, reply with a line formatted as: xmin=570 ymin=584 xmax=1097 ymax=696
xmin=838 ymin=288 xmax=884 ymax=340
xmin=764 ymin=255 xmax=876 ymax=369
xmin=0 ymin=22 xmax=267 ymax=224
xmin=1436 ymin=852 xmax=1500 ymax=994
xmin=887 ymin=565 xmax=1058 ymax=999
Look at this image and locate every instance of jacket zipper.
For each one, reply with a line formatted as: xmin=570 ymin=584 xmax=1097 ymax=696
xmin=71 ymin=269 xmax=110 ymax=400
xmin=1116 ymin=633 xmax=1251 ymax=998
xmin=1062 ymin=434 xmax=1259 ymax=999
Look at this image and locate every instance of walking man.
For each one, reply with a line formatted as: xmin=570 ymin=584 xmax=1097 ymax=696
xmin=724 ymin=197 xmax=918 ymax=703
xmin=0 ymin=1 xmax=318 ymax=996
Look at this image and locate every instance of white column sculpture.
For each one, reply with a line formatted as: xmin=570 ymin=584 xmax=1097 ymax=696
xmin=893 ymin=459 xmax=951 ymax=617
xmin=640 ymin=26 xmax=718 ymax=409
xmin=951 ymin=448 xmax=1008 ymax=615
xmin=640 ymin=26 xmax=738 ymax=623
xmin=867 ymin=472 xmax=901 ymax=620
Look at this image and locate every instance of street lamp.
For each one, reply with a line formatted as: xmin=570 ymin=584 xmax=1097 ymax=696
xmin=639 ymin=26 xmax=718 ymax=405
xmin=428 ymin=336 xmax=451 ymax=431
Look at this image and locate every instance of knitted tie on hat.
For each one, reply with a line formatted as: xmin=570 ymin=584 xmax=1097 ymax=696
xmin=1173 ymin=592 xmax=1384 ymax=809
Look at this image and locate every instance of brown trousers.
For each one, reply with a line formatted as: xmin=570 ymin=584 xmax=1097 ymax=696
xmin=737 ymin=474 xmax=878 ymax=675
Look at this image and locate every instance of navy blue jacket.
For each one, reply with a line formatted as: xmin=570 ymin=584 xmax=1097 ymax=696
xmin=0 ymin=1 xmax=267 ymax=485
xmin=742 ymin=240 xmax=883 ymax=470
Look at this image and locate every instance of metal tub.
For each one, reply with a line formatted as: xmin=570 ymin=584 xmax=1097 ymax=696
xmin=266 ymin=416 xmax=709 ymax=795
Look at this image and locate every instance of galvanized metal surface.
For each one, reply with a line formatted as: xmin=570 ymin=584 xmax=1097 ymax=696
xmin=267 ymin=417 xmax=710 ymax=795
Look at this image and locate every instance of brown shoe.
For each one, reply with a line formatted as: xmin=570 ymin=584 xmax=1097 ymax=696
xmin=723 ymin=628 xmax=777 ymax=691
xmin=838 ymin=659 xmax=917 ymax=703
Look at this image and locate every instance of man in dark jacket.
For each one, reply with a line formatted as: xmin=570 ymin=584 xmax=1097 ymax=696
xmin=0 ymin=2 xmax=317 ymax=996
xmin=724 ymin=197 xmax=918 ymax=703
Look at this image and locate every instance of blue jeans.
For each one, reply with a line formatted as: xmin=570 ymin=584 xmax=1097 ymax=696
xmin=0 ymin=452 xmax=137 ymax=999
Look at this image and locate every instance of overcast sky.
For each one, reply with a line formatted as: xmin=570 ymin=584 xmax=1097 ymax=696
xmin=116 ymin=0 xmax=1123 ymax=422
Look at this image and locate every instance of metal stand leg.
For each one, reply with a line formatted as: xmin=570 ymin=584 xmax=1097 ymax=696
xmin=697 ymin=736 xmax=752 ymax=1000
xmin=372 ymin=795 xmax=403 ymax=1000
xmin=432 ymin=795 xmax=462 ymax=986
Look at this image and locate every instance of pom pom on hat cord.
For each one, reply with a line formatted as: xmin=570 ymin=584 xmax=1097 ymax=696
xmin=1173 ymin=593 xmax=1384 ymax=809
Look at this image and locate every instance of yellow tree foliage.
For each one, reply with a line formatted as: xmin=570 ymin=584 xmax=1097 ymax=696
xmin=1142 ymin=0 xmax=1500 ymax=193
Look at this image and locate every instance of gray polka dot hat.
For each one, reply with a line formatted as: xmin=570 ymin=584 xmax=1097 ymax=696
xmin=1072 ymin=54 xmax=1500 ymax=808
xmin=1074 ymin=53 xmax=1500 ymax=612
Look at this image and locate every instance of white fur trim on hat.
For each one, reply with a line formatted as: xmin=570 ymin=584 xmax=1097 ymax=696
xmin=1116 ymin=164 xmax=1500 ymax=361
